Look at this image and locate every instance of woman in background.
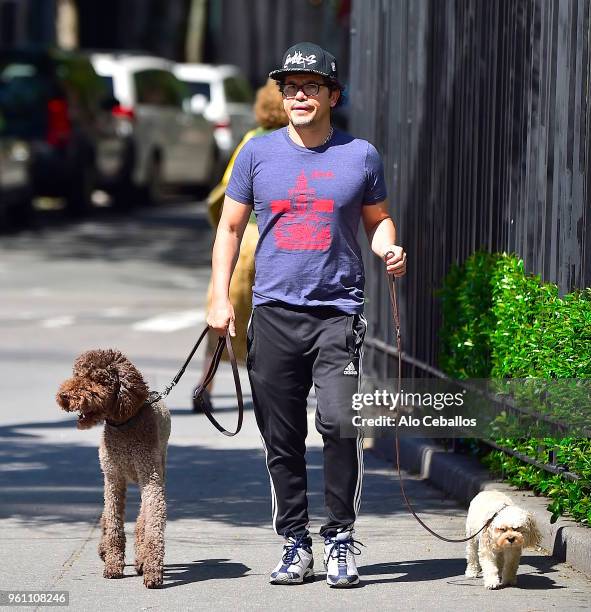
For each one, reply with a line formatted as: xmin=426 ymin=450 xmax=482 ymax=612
xmin=194 ymin=79 xmax=288 ymax=412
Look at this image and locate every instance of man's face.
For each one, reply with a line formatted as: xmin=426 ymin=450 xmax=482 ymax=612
xmin=280 ymin=73 xmax=340 ymax=128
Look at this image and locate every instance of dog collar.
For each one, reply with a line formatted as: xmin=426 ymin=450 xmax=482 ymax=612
xmin=105 ymin=400 xmax=148 ymax=432
xmin=485 ymin=503 xmax=510 ymax=527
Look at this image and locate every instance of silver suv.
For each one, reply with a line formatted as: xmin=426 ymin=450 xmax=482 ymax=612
xmin=174 ymin=63 xmax=255 ymax=163
xmin=90 ymin=53 xmax=219 ymax=204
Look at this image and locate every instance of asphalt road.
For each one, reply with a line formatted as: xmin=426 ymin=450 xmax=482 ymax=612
xmin=1 ymin=202 xmax=590 ymax=611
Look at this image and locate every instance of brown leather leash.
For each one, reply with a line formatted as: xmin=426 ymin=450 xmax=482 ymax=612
xmin=148 ymin=325 xmax=243 ymax=437
xmin=385 ymin=251 xmax=499 ymax=542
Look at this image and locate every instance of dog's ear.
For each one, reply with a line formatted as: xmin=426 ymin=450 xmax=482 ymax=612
xmin=523 ymin=512 xmax=541 ymax=548
xmin=109 ymin=352 xmax=149 ymax=420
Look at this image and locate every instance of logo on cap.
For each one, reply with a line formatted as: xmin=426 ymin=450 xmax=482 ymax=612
xmin=284 ymin=51 xmax=317 ymax=69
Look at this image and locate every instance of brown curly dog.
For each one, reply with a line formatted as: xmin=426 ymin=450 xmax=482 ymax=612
xmin=56 ymin=349 xmax=171 ymax=589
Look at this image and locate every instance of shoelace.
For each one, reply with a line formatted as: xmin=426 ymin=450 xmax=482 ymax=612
xmin=326 ymin=536 xmax=365 ymax=566
xmin=282 ymin=532 xmax=311 ymax=566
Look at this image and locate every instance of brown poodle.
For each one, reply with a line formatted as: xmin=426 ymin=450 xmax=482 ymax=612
xmin=56 ymin=349 xmax=171 ymax=589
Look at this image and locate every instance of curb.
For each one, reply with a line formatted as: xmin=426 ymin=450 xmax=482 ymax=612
xmin=371 ymin=436 xmax=591 ymax=579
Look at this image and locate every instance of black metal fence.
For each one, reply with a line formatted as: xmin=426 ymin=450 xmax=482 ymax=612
xmin=205 ymin=0 xmax=351 ymax=88
xmin=349 ymin=0 xmax=591 ymax=379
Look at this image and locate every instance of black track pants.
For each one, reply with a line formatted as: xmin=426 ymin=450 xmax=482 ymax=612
xmin=246 ymin=303 xmax=367 ymax=538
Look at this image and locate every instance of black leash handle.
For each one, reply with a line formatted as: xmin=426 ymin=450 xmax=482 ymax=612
xmin=385 ymin=251 xmax=496 ymax=542
xmin=193 ymin=330 xmax=244 ymax=437
xmin=150 ymin=325 xmax=243 ymax=437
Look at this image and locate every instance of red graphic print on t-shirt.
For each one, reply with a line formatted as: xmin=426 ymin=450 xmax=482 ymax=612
xmin=271 ymin=170 xmax=334 ymax=251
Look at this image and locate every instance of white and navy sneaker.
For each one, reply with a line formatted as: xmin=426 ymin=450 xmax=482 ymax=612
xmin=269 ymin=533 xmax=314 ymax=585
xmin=323 ymin=529 xmax=363 ymax=587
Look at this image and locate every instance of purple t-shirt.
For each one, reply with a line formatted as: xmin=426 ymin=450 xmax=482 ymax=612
xmin=226 ymin=127 xmax=387 ymax=314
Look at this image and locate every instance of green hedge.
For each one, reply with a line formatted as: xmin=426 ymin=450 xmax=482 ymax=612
xmin=438 ymin=251 xmax=591 ymax=524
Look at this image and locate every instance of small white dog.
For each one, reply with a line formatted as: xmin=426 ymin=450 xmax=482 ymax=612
xmin=465 ymin=490 xmax=541 ymax=589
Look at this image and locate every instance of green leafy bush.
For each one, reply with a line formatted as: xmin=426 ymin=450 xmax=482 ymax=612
xmin=437 ymin=251 xmax=500 ymax=378
xmin=482 ymin=438 xmax=591 ymax=524
xmin=439 ymin=252 xmax=591 ymax=524
xmin=490 ymin=257 xmax=591 ymax=378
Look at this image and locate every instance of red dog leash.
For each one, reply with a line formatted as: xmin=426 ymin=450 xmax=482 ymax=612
xmin=385 ymin=251 xmax=496 ymax=542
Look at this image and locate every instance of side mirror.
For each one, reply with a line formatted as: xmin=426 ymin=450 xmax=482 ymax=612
xmin=189 ymin=93 xmax=208 ymax=115
xmin=100 ymin=96 xmax=120 ymax=111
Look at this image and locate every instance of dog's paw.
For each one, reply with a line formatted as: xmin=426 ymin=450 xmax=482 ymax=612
xmin=143 ymin=569 xmax=163 ymax=589
xmin=103 ymin=564 xmax=125 ymax=579
xmin=501 ymin=577 xmax=517 ymax=587
xmin=484 ymin=578 xmax=502 ymax=590
xmin=465 ymin=566 xmax=480 ymax=578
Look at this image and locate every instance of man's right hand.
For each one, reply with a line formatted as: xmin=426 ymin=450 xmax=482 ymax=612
xmin=207 ymin=300 xmax=236 ymax=337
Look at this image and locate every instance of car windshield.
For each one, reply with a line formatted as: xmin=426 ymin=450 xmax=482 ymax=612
xmin=223 ymin=76 xmax=253 ymax=103
xmin=100 ymin=75 xmax=114 ymax=98
xmin=181 ymin=80 xmax=211 ymax=102
xmin=0 ymin=60 xmax=49 ymax=137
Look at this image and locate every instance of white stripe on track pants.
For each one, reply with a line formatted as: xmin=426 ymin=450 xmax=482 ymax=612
xmin=246 ymin=303 xmax=366 ymax=537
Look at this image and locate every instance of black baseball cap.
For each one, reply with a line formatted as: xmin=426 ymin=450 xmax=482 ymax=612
xmin=269 ymin=42 xmax=342 ymax=89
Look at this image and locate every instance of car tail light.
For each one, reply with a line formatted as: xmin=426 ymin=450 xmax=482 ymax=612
xmin=112 ymin=105 xmax=135 ymax=121
xmin=47 ymin=98 xmax=71 ymax=146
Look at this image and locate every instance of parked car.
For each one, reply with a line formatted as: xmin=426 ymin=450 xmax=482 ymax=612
xmin=173 ymin=63 xmax=255 ymax=162
xmin=0 ymin=112 xmax=33 ymax=230
xmin=89 ymin=53 xmax=219 ymax=203
xmin=0 ymin=47 xmax=130 ymax=215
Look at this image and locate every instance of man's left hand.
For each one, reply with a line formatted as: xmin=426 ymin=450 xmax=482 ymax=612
xmin=383 ymin=245 xmax=407 ymax=277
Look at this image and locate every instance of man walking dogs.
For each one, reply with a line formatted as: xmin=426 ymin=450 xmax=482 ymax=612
xmin=207 ymin=42 xmax=407 ymax=587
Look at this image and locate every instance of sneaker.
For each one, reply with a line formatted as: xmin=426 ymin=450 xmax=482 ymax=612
xmin=323 ymin=529 xmax=363 ymax=587
xmin=193 ymin=387 xmax=213 ymax=413
xmin=269 ymin=532 xmax=314 ymax=585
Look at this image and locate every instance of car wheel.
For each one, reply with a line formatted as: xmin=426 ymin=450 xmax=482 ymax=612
xmin=65 ymin=162 xmax=94 ymax=217
xmin=208 ymin=144 xmax=223 ymax=189
xmin=112 ymin=176 xmax=136 ymax=212
xmin=9 ymin=192 xmax=35 ymax=229
xmin=0 ymin=203 xmax=9 ymax=232
xmin=144 ymin=153 xmax=163 ymax=206
xmin=112 ymin=145 xmax=137 ymax=213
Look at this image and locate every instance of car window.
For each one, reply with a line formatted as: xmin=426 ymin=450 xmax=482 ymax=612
xmin=134 ymin=69 xmax=186 ymax=108
xmin=55 ymin=54 xmax=107 ymax=111
xmin=0 ymin=60 xmax=49 ymax=137
xmin=100 ymin=75 xmax=114 ymax=98
xmin=181 ymin=80 xmax=211 ymax=102
xmin=223 ymin=76 xmax=253 ymax=104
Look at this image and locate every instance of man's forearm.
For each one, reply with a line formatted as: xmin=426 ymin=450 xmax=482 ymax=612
xmin=369 ymin=217 xmax=397 ymax=258
xmin=211 ymin=225 xmax=241 ymax=303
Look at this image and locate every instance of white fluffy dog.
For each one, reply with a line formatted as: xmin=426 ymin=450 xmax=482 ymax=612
xmin=465 ymin=490 xmax=541 ymax=589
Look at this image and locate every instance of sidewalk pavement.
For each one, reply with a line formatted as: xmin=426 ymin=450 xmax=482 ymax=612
xmin=2 ymin=359 xmax=591 ymax=612
xmin=382 ymin=436 xmax=591 ymax=581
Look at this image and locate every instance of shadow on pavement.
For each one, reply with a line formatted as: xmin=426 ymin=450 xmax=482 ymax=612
xmin=0 ymin=417 xmax=574 ymax=593
xmin=360 ymin=555 xmax=564 ymax=589
xmin=1 ymin=416 xmax=474 ymax=529
xmin=0 ymin=201 xmax=213 ymax=269
xmin=162 ymin=558 xmax=251 ymax=588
